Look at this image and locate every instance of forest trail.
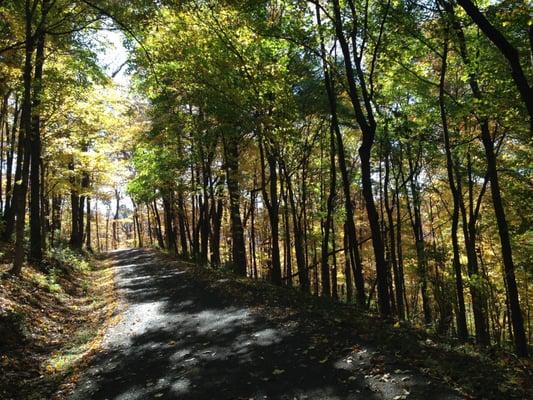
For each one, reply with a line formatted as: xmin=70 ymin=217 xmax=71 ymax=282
xmin=68 ymin=249 xmax=462 ymax=400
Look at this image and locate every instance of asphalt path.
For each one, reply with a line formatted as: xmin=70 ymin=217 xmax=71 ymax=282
xmin=68 ymin=249 xmax=462 ymax=400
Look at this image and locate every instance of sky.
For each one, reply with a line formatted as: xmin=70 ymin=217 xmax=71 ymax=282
xmin=97 ymin=28 xmax=131 ymax=88
xmin=95 ymin=28 xmax=134 ymax=211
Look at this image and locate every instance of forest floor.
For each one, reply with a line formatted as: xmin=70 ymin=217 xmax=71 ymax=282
xmin=0 ymin=246 xmax=118 ymax=400
xmin=66 ymin=248 xmax=531 ymax=400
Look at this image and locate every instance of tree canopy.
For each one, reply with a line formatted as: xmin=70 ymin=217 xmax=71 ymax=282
xmin=0 ymin=0 xmax=531 ymax=361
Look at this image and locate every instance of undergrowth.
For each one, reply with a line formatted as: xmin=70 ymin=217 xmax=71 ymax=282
xmin=0 ymin=245 xmax=117 ymax=400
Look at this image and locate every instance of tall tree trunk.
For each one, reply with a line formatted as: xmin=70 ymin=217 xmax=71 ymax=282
xmin=199 ymin=161 xmax=211 ymax=263
xmin=259 ymin=138 xmax=282 ymax=285
xmin=4 ymin=97 xmax=19 ymax=217
xmin=50 ymin=195 xmax=62 ymax=247
xmin=0 ymin=93 xmax=7 ymax=214
xmin=317 ymin=6 xmax=364 ymax=305
xmin=105 ymin=207 xmax=110 ymax=251
xmin=210 ymin=193 xmax=223 ymax=268
xmin=384 ymin=137 xmax=405 ymax=320
xmin=320 ymin=122 xmax=336 ymax=298
xmin=406 ymin=148 xmax=432 ymax=325
xmin=152 ymin=200 xmax=165 ymax=249
xmin=40 ymin=160 xmax=47 ymax=251
xmin=86 ymin=196 xmax=92 ymax=251
xmin=162 ymin=195 xmax=177 ymax=254
xmin=113 ymin=188 xmax=120 ymax=248
xmin=344 ymin=223 xmax=354 ymax=303
xmin=223 ymin=136 xmax=246 ymax=276
xmin=281 ymin=174 xmax=292 ymax=286
xmin=3 ymin=99 xmax=25 ymax=241
xmin=282 ymin=162 xmax=309 ymax=291
xmin=438 ymin=31 xmax=468 ymax=340
xmin=446 ymin=0 xmax=527 ymax=356
xmin=395 ymin=183 xmax=409 ymax=318
xmin=11 ymin=0 xmax=35 ymax=275
xmin=146 ymin=203 xmax=153 ymax=246
xmin=70 ymin=182 xmax=81 ymax=249
xmin=176 ymin=191 xmax=189 ymax=257
xmin=483 ymin=142 xmax=527 ymax=354
xmin=95 ymin=200 xmax=101 ymax=252
xmin=331 ymin=0 xmax=390 ymax=316
xmin=29 ymin=1 xmax=47 ymax=263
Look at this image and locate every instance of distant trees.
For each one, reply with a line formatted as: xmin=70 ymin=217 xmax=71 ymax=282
xmin=0 ymin=0 xmax=134 ymax=271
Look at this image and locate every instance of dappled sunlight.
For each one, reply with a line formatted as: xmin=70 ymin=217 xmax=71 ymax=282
xmin=69 ymin=250 xmax=399 ymax=400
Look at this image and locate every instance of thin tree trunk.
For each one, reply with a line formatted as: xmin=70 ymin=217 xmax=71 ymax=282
xmin=162 ymin=195 xmax=177 ymax=254
xmin=282 ymin=162 xmax=309 ymax=291
xmin=29 ymin=0 xmax=47 ymax=263
xmin=4 ymin=97 xmax=18 ymax=217
xmin=152 ymin=200 xmax=165 ymax=249
xmin=11 ymin=0 xmax=35 ymax=274
xmin=331 ymin=0 xmax=391 ymax=315
xmin=384 ymin=135 xmax=405 ymax=320
xmin=223 ymin=136 xmax=247 ymax=276
xmin=113 ymin=188 xmax=120 ymax=249
xmin=95 ymin=200 xmax=101 ymax=252
xmin=84 ymin=196 xmax=92 ymax=251
xmin=446 ymin=0 xmax=526 ymax=355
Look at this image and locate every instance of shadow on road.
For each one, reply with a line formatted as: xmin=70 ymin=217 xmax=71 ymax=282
xmin=68 ymin=249 xmax=460 ymax=400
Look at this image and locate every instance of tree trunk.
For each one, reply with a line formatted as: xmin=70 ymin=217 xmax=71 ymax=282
xmin=50 ymin=195 xmax=62 ymax=247
xmin=331 ymin=0 xmax=390 ymax=316
xmin=320 ymin=122 xmax=336 ymax=298
xmin=259 ymin=138 xmax=282 ymax=285
xmin=162 ymin=195 xmax=177 ymax=254
xmin=95 ymin=200 xmax=101 ymax=252
xmin=223 ymin=136 xmax=247 ymax=276
xmin=406 ymin=148 xmax=432 ymax=325
xmin=113 ymin=188 xmax=120 ymax=248
xmin=281 ymin=174 xmax=292 ymax=286
xmin=210 ymin=193 xmax=223 ymax=268
xmin=446 ymin=0 xmax=527 ymax=356
xmin=85 ymin=196 xmax=92 ymax=251
xmin=29 ymin=2 xmax=47 ymax=264
xmin=3 ymin=96 xmax=18 ymax=218
xmin=384 ymin=136 xmax=405 ymax=320
xmin=282 ymin=162 xmax=309 ymax=291
xmin=11 ymin=0 xmax=35 ymax=274
xmin=438 ymin=31 xmax=468 ymax=340
xmin=152 ymin=200 xmax=165 ymax=249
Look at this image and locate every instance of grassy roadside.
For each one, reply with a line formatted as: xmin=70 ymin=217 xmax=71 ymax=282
xmin=0 ymin=246 xmax=118 ymax=400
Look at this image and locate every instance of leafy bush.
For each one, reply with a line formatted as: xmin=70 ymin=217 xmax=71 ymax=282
xmin=47 ymin=246 xmax=91 ymax=273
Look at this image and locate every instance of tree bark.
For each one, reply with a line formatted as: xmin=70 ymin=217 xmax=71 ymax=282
xmin=11 ymin=0 xmax=36 ymax=275
xmin=437 ymin=30 xmax=468 ymax=340
xmin=259 ymin=137 xmax=282 ymax=285
xmin=223 ymin=135 xmax=247 ymax=276
xmin=86 ymin=196 xmax=92 ymax=251
xmin=162 ymin=195 xmax=177 ymax=254
xmin=29 ymin=0 xmax=47 ymax=263
xmin=331 ymin=0 xmax=390 ymax=316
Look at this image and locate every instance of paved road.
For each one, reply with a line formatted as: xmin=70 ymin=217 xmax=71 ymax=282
xmin=68 ymin=249 xmax=462 ymax=400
